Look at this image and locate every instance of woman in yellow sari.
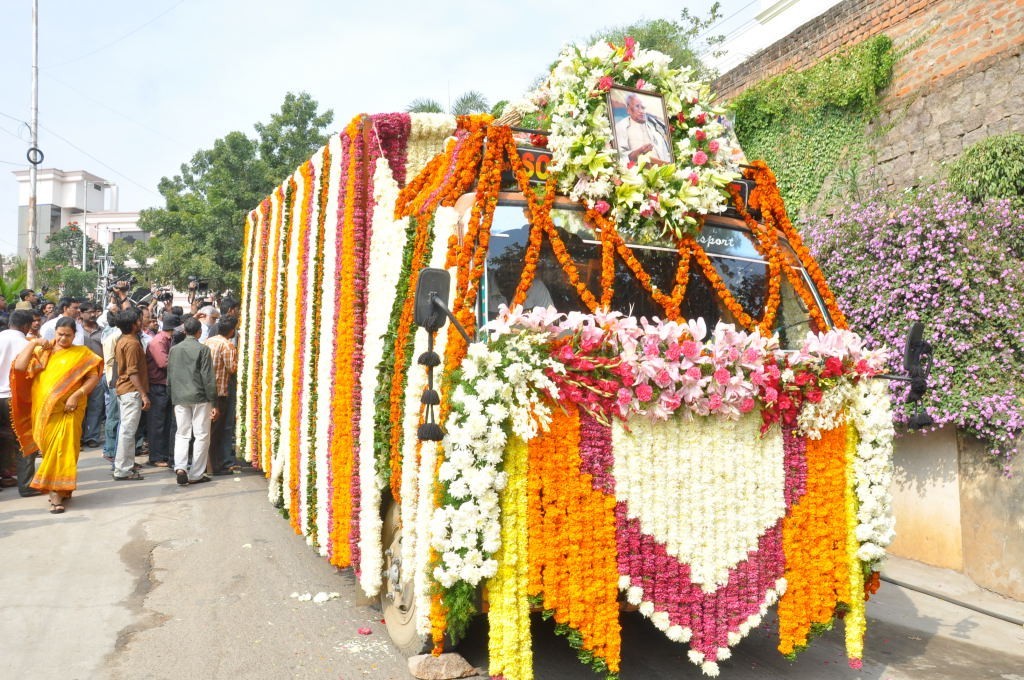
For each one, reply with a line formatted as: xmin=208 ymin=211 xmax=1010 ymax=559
xmin=11 ymin=317 xmax=102 ymax=513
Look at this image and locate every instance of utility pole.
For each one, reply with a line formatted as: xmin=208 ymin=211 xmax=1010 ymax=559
xmin=26 ymin=0 xmax=40 ymax=288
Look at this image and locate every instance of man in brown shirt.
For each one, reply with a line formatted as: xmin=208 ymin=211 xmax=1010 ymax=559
xmin=112 ymin=308 xmax=150 ymax=480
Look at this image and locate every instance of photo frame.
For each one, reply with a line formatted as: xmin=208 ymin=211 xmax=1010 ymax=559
xmin=606 ymin=85 xmax=674 ymax=166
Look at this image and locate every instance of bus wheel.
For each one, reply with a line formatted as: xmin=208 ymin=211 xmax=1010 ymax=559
xmin=380 ymin=499 xmax=431 ymax=657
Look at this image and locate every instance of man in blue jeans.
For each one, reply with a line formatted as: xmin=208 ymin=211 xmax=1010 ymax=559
xmin=79 ymin=301 xmax=105 ymax=448
xmin=112 ymin=309 xmax=149 ymax=480
xmin=101 ymin=306 xmax=122 ymax=465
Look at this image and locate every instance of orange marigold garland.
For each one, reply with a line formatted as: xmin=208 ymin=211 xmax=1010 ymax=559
xmin=743 ymin=161 xmax=848 ymax=329
xmin=328 ymin=126 xmax=361 ymax=567
xmin=777 ymin=423 xmax=851 ymax=657
xmin=526 ymin=405 xmax=622 ymax=677
xmin=288 ymin=160 xmax=316 ymax=534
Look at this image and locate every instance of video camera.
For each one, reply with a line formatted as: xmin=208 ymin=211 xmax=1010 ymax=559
xmin=155 ymin=287 xmax=174 ymax=304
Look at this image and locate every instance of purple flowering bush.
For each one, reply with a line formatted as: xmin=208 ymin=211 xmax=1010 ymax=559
xmin=803 ymin=185 xmax=1024 ymax=466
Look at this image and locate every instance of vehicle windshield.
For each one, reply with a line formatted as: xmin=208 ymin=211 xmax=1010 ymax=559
xmin=476 ymin=200 xmax=827 ymax=349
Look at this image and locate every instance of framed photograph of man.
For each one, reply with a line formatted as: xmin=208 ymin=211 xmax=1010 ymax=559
xmin=607 ymin=85 xmax=674 ymax=166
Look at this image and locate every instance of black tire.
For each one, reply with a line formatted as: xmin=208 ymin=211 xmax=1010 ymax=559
xmin=380 ymin=499 xmax=432 ymax=657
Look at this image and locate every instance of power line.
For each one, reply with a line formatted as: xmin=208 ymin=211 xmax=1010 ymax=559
xmin=40 ymin=72 xmax=184 ymax=146
xmin=43 ymin=0 xmax=187 ymax=69
xmin=37 ymin=123 xmax=161 ymax=198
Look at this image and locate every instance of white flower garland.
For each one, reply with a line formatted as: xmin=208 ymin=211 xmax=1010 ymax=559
xmin=612 ymin=412 xmax=785 ymax=592
xmin=430 ymin=331 xmax=561 ymax=589
xmin=276 ymin=167 xmax=306 ymax=512
xmin=356 ymin=157 xmax=410 ymax=595
xmin=407 ymin=113 xmax=457 ymax=180
xmin=267 ymin=169 xmax=300 ymax=507
xmin=529 ymin=40 xmax=740 ymax=240
xmin=796 ymin=378 xmax=856 ymax=439
xmin=850 ymin=380 xmax=896 ymax=566
xmin=315 ymin=133 xmax=343 ymax=556
xmin=398 ymin=207 xmax=456 ymax=608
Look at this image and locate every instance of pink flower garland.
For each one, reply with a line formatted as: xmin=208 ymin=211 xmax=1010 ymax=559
xmin=347 ymin=113 xmax=411 ymax=572
xmin=615 ymin=507 xmax=785 ymax=666
xmin=782 ymin=423 xmax=808 ymax=511
xmin=325 ymin=130 xmax=352 ymax=563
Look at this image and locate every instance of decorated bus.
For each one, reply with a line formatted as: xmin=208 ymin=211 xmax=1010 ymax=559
xmin=236 ymin=39 xmax=927 ymax=678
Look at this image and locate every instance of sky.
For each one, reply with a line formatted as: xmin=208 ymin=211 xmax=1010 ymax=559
xmin=0 ymin=0 xmax=755 ymax=258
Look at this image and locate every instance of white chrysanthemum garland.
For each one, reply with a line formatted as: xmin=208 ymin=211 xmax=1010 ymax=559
xmin=355 ymin=156 xmax=410 ymax=595
xmin=849 ymin=379 xmax=896 ymax=566
xmin=429 ymin=328 xmax=562 ymax=639
xmin=519 ymin=38 xmax=740 ymax=241
xmin=406 ymin=113 xmax=457 ymax=179
xmin=400 ymin=206 xmax=457 ymax=635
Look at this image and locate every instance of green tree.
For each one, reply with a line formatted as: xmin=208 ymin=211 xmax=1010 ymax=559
xmin=581 ymin=6 xmax=726 ymax=78
xmin=947 ymin=133 xmax=1024 ymax=210
xmin=36 ymin=222 xmax=102 ymax=297
xmin=135 ymin=92 xmax=334 ymax=290
xmin=406 ymin=90 xmax=490 ymax=116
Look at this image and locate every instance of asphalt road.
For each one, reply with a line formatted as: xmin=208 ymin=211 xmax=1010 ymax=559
xmin=1 ymin=449 xmax=1022 ymax=680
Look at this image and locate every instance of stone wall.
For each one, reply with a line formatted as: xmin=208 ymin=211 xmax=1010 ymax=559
xmin=715 ymin=0 xmax=1024 ymax=192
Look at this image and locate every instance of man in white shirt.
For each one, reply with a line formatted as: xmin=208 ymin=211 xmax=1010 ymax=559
xmin=196 ymin=305 xmax=220 ymax=343
xmin=0 ymin=310 xmax=40 ymax=496
xmin=39 ymin=297 xmax=85 ymax=345
xmin=615 ymin=93 xmax=672 ymax=165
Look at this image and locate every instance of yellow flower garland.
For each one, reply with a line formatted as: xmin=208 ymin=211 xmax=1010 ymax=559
xmin=488 ymin=436 xmax=533 ymax=680
xmin=261 ymin=187 xmax=285 ymax=475
xmin=844 ymin=425 xmax=866 ymax=666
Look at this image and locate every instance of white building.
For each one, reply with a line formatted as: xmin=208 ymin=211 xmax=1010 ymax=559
xmin=706 ymin=0 xmax=845 ymax=75
xmin=12 ymin=167 xmax=147 ymax=258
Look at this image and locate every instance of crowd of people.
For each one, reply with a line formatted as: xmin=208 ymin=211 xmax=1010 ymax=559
xmin=0 ymin=284 xmax=241 ymax=514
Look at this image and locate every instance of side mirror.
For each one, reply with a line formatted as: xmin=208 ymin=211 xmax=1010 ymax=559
xmin=903 ymin=322 xmax=932 ymax=404
xmin=414 ymin=268 xmax=451 ymax=333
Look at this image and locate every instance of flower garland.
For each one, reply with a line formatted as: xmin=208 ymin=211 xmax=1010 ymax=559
xmin=759 ymin=329 xmax=888 ymax=435
xmin=487 ymin=308 xmax=775 ymax=424
xmin=288 ymin=160 xmax=316 ymax=534
xmin=305 ymin=143 xmax=332 ymax=546
xmin=266 ymin=180 xmax=290 ymax=491
xmin=776 ymin=424 xmax=850 ymax=658
xmin=356 ymin=155 xmax=410 ymax=596
xmin=406 ymin=113 xmax=457 ymax=179
xmin=430 ymin=331 xmax=561 ymax=640
xmin=399 ymin=206 xmax=456 ymax=635
xmin=742 ymin=161 xmax=848 ymax=329
xmin=523 ymin=38 xmax=740 ymax=241
xmin=849 ymin=379 xmax=896 ymax=568
xmin=487 ymin=436 xmax=533 ymax=680
xmin=843 ymin=425 xmax=867 ymax=669
xmin=385 ymin=214 xmax=437 ymax=503
xmin=315 ymin=133 xmax=344 ymax=555
xmin=526 ymin=407 xmax=622 ymax=678
xmin=257 ymin=188 xmax=283 ymax=472
xmin=275 ymin=175 xmax=302 ymax=510
xmin=327 ymin=125 xmax=361 ymax=568
xmin=238 ymin=199 xmax=269 ymax=464
xmin=612 ymin=411 xmax=786 ymax=676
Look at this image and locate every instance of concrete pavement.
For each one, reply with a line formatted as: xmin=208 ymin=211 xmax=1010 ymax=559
xmin=1 ymin=446 xmax=1022 ymax=679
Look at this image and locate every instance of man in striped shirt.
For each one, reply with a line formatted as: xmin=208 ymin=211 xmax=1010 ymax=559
xmin=205 ymin=316 xmax=239 ymax=475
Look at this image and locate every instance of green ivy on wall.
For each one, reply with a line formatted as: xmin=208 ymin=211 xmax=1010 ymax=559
xmin=730 ymin=35 xmax=897 ymax=213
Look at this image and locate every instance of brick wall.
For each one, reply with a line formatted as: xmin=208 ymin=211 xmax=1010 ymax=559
xmin=715 ymin=0 xmax=1024 ymax=192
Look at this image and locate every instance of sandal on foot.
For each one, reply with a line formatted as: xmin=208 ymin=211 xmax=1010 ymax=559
xmin=176 ymin=469 xmax=189 ymax=486
xmin=113 ymin=471 xmax=144 ymax=481
xmin=48 ymin=501 xmax=65 ymax=514
xmin=189 ymin=475 xmax=212 ymax=484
